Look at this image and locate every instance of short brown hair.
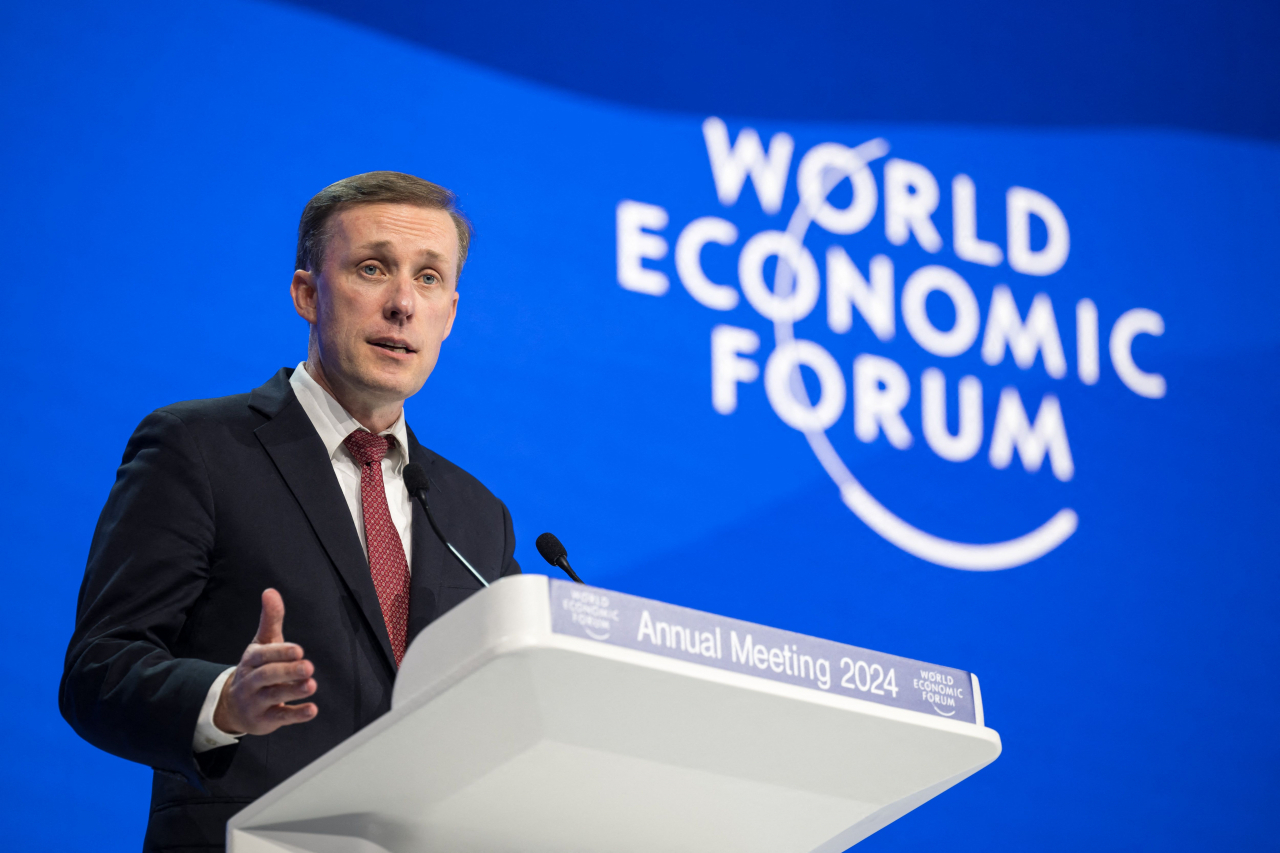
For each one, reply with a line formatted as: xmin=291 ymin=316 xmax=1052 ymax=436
xmin=295 ymin=171 xmax=473 ymax=276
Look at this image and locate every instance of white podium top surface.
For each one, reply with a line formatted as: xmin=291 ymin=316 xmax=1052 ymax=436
xmin=229 ymin=575 xmax=1001 ymax=853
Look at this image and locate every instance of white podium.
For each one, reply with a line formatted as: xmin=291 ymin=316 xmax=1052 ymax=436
xmin=228 ymin=575 xmax=1001 ymax=853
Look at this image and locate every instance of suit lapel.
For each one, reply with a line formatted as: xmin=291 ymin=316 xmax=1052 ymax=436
xmin=250 ymin=370 xmax=398 ymax=673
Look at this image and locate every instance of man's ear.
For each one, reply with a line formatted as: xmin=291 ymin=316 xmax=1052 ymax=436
xmin=441 ymin=290 xmax=459 ymax=341
xmin=291 ymin=270 xmax=319 ymax=323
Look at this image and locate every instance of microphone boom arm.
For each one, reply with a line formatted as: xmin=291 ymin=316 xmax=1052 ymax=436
xmin=412 ymin=487 xmax=490 ymax=589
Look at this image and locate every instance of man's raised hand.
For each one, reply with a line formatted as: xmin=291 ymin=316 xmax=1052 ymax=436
xmin=213 ymin=588 xmax=318 ymax=736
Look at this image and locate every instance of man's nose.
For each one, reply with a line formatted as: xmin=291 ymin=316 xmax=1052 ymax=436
xmin=384 ymin=275 xmax=416 ymax=320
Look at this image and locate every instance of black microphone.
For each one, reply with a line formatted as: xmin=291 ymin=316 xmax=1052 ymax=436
xmin=403 ymin=463 xmax=489 ymax=588
xmin=536 ymin=532 xmax=584 ymax=584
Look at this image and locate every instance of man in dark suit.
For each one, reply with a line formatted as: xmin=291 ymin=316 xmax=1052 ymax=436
xmin=60 ymin=171 xmax=520 ymax=851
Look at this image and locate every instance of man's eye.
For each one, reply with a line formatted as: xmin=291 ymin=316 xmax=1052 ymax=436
xmin=362 ymin=265 xmax=379 ymax=276
xmin=420 ymin=273 xmax=438 ymax=285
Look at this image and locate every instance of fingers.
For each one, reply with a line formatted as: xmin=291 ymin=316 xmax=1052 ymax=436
xmin=226 ymin=667 xmax=318 ymax=734
xmin=254 ymin=588 xmax=286 ymax=645
xmin=255 ymin=678 xmax=317 ymax=707
xmin=237 ymin=658 xmax=314 ymax=690
xmin=241 ymin=642 xmax=305 ymax=669
xmin=263 ymin=702 xmax=318 ymax=726
xmin=228 ymin=591 xmax=319 ymax=735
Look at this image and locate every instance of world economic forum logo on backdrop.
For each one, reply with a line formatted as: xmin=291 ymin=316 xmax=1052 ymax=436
xmin=616 ymin=119 xmax=1167 ymax=571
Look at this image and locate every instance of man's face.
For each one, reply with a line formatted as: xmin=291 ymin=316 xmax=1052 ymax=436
xmin=292 ymin=203 xmax=460 ymax=409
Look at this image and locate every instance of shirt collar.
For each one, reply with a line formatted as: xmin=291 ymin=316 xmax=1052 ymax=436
xmin=288 ymin=361 xmax=410 ymax=471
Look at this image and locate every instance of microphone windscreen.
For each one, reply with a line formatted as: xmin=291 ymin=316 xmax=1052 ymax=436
xmin=403 ymin=463 xmax=430 ymax=495
xmin=536 ymin=532 xmax=566 ymax=566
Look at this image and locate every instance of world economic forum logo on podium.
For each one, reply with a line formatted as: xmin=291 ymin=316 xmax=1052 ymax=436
xmin=616 ymin=119 xmax=1167 ymax=571
xmin=558 ymin=586 xmax=620 ymax=640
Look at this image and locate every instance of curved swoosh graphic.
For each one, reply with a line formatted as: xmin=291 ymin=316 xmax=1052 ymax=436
xmin=768 ymin=137 xmax=1077 ymax=571
xmin=808 ymin=430 xmax=1078 ymax=570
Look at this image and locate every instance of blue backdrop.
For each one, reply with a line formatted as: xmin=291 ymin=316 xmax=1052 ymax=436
xmin=3 ymin=1 xmax=1278 ymax=850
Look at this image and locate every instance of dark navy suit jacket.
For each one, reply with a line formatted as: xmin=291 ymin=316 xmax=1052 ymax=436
xmin=60 ymin=368 xmax=520 ymax=851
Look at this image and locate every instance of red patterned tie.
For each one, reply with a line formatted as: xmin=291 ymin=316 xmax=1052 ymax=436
xmin=343 ymin=430 xmax=411 ymax=667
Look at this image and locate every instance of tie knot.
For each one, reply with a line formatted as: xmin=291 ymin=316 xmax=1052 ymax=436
xmin=344 ymin=430 xmax=393 ymax=466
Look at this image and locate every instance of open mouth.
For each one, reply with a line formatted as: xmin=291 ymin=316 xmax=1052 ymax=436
xmin=369 ymin=340 xmax=416 ymax=355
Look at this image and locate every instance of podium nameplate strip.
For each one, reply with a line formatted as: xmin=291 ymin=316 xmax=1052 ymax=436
xmin=549 ymin=579 xmax=977 ymax=724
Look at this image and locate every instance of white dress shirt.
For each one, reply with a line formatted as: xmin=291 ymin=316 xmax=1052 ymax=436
xmin=192 ymin=362 xmax=414 ymax=753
